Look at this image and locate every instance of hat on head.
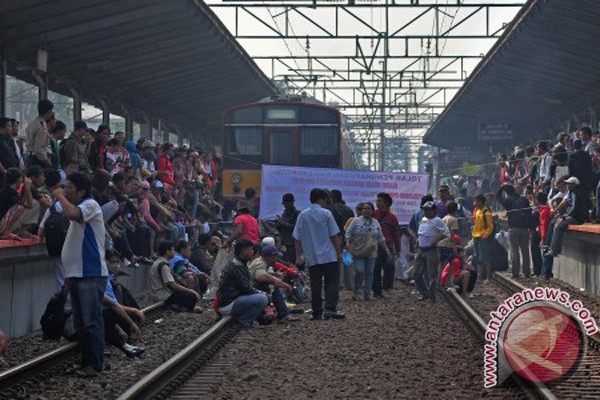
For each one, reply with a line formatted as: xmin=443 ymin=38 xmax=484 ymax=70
xmin=261 ymin=237 xmax=276 ymax=247
xmin=210 ymin=236 xmax=222 ymax=247
xmin=153 ymin=180 xmax=164 ymax=189
xmin=142 ymin=140 xmax=156 ymax=149
xmin=140 ymin=181 xmax=150 ymax=190
xmin=565 ymin=177 xmax=580 ymax=185
xmin=236 ymin=200 xmax=251 ymax=211
xmin=282 ymin=193 xmax=295 ymax=203
xmin=421 ymin=201 xmax=437 ymax=210
xmin=260 ymin=245 xmax=283 ymax=258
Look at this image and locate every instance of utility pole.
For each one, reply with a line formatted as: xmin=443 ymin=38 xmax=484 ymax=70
xmin=379 ymin=0 xmax=389 ymax=171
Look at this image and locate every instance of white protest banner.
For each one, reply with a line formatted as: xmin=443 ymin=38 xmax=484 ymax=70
xmin=259 ymin=165 xmax=429 ymax=224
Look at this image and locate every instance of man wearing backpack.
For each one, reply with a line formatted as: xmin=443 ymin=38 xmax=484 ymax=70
xmin=52 ymin=172 xmax=108 ymax=377
xmin=497 ymin=183 xmax=532 ymax=278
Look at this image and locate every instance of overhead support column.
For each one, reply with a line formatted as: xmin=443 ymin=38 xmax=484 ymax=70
xmin=0 ymin=47 xmax=6 ymax=117
xmin=69 ymin=86 xmax=82 ymax=124
xmin=32 ymin=70 xmax=47 ymax=101
xmin=124 ymin=108 xmax=134 ymax=136
xmin=100 ymin=100 xmax=110 ymax=127
xmin=141 ymin=117 xmax=153 ymax=141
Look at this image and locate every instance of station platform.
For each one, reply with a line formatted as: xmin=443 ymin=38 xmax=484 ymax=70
xmin=554 ymin=224 xmax=600 ymax=296
xmin=0 ymin=241 xmax=151 ymax=338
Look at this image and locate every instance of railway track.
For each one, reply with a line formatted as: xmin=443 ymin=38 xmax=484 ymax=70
xmin=440 ymin=287 xmax=556 ymax=399
xmin=117 ymin=316 xmax=237 ymax=400
xmin=0 ymin=302 xmax=164 ymax=399
xmin=489 ymin=273 xmax=600 ymax=399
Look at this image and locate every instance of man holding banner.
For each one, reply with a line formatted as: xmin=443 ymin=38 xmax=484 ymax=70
xmin=293 ymin=188 xmax=345 ymax=320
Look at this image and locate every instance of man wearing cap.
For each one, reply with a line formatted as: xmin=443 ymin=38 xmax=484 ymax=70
xmin=225 ymin=200 xmax=260 ymax=246
xmin=414 ymin=201 xmax=449 ymax=303
xmin=248 ymin=245 xmax=299 ymax=323
xmin=293 ymin=188 xmax=344 ymax=320
xmin=217 ymin=239 xmax=269 ymax=328
xmin=547 ymin=177 xmax=587 ymax=257
xmin=277 ymin=193 xmax=300 ymax=263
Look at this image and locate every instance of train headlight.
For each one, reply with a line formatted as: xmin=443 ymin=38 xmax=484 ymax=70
xmin=231 ymin=173 xmax=242 ymax=185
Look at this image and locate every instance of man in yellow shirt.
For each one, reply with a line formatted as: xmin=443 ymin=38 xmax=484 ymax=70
xmin=472 ymin=195 xmax=494 ymax=282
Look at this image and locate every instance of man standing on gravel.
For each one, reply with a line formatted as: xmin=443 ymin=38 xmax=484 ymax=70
xmin=294 ymin=188 xmax=345 ymax=320
xmin=53 ymin=172 xmax=108 ymax=377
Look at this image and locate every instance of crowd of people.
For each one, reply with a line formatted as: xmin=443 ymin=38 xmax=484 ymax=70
xmin=2 ymin=99 xmax=596 ymax=378
xmin=0 ymin=99 xmax=225 ymax=376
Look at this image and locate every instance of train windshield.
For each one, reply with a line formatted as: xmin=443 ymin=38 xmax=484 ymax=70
xmin=233 ymin=127 xmax=262 ymax=155
xmin=300 ymin=127 xmax=338 ymax=155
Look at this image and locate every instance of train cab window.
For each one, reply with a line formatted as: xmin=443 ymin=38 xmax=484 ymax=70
xmin=233 ymin=127 xmax=262 ymax=155
xmin=300 ymin=107 xmax=338 ymax=124
xmin=300 ymin=127 xmax=338 ymax=155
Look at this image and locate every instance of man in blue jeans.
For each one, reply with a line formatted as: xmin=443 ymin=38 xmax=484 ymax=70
xmin=294 ymin=188 xmax=345 ymax=320
xmin=217 ymin=239 xmax=268 ymax=328
xmin=53 ymin=172 xmax=108 ymax=377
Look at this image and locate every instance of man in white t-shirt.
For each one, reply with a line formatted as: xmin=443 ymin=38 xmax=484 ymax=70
xmin=52 ymin=172 xmax=108 ymax=377
xmin=414 ymin=201 xmax=450 ymax=304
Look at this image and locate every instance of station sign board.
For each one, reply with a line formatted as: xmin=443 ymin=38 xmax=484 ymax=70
xmin=478 ymin=123 xmax=514 ymax=143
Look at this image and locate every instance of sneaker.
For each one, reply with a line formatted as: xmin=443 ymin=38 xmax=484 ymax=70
xmin=363 ymin=295 xmax=371 ymax=301
xmin=323 ymin=311 xmax=346 ymax=320
xmin=384 ymin=289 xmax=393 ymax=297
xmin=310 ymin=315 xmax=322 ymax=321
xmin=121 ymin=343 xmax=146 ymax=358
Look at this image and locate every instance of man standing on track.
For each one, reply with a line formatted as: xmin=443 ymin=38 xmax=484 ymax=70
xmin=294 ymin=188 xmax=345 ymax=320
xmin=373 ymin=192 xmax=401 ymax=297
xmin=53 ymin=172 xmax=108 ymax=377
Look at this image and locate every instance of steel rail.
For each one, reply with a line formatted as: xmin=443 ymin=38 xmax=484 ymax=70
xmin=441 ymin=288 xmax=557 ymax=400
xmin=0 ymin=302 xmax=164 ymax=396
xmin=117 ymin=316 xmax=235 ymax=400
xmin=492 ymin=273 xmax=600 ymax=350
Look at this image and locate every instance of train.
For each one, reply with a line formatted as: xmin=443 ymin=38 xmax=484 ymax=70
xmin=221 ymin=95 xmax=356 ymax=205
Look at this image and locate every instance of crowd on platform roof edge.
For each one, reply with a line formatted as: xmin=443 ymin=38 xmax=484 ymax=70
xmin=0 ymin=99 xmax=596 ymax=377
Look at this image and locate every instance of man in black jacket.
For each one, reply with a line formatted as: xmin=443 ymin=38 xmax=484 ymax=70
xmin=216 ymin=239 xmax=268 ymax=328
xmin=497 ymin=183 xmax=532 ymax=278
xmin=276 ymin=193 xmax=300 ymax=263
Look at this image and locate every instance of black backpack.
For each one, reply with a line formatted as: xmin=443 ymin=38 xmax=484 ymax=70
xmin=40 ymin=289 xmax=69 ymax=340
xmin=44 ymin=202 xmax=70 ymax=257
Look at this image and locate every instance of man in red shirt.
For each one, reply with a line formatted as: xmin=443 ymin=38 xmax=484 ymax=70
xmin=225 ymin=200 xmax=260 ymax=246
xmin=156 ymin=143 xmax=175 ymax=185
xmin=535 ymin=192 xmax=553 ymax=279
xmin=373 ymin=192 xmax=401 ymax=297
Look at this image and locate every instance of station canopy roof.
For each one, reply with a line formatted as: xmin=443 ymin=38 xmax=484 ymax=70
xmin=0 ymin=0 xmax=277 ymax=137
xmin=423 ymin=0 xmax=600 ymax=150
